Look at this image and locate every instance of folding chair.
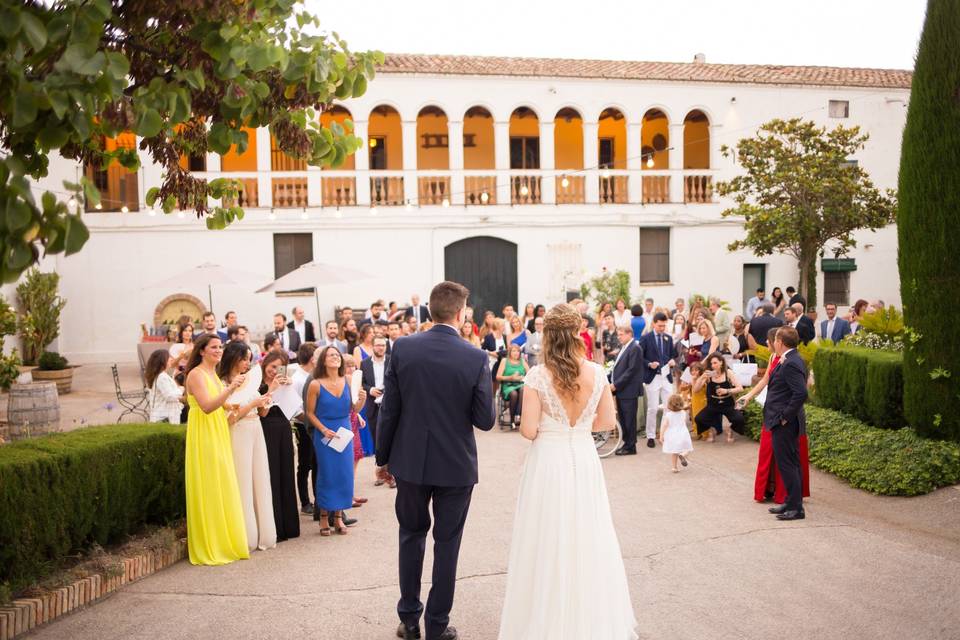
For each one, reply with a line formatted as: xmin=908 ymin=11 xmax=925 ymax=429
xmin=112 ymin=364 xmax=149 ymax=422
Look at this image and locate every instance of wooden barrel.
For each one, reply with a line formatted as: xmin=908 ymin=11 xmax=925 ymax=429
xmin=7 ymin=382 xmax=60 ymax=440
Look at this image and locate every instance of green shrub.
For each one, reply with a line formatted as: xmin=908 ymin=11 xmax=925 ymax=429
xmin=812 ymin=345 xmax=904 ymax=429
xmin=37 ymin=350 xmax=69 ymax=371
xmin=857 ymin=306 xmax=904 ymax=339
xmin=742 ymin=403 xmax=960 ymax=496
xmin=16 ymin=268 xmax=66 ymax=366
xmin=0 ymin=423 xmax=186 ymax=595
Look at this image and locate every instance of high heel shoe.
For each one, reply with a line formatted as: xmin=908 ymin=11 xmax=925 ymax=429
xmin=333 ymin=511 xmax=349 ymax=535
xmin=319 ymin=510 xmax=331 ymax=536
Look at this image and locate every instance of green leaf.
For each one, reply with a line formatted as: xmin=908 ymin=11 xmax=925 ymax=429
xmin=38 ymin=125 xmax=70 ymax=150
xmin=20 ymin=12 xmax=47 ymax=51
xmin=5 ymin=200 xmax=32 ymax=232
xmin=248 ymin=45 xmax=271 ymax=72
xmin=0 ymin=9 xmax=22 ymax=39
xmin=64 ymin=216 xmax=90 ymax=255
xmin=105 ymin=51 xmax=130 ymax=80
xmin=352 ymin=74 xmax=367 ymax=98
xmin=6 ymin=243 xmax=33 ymax=270
xmin=81 ymin=177 xmax=101 ymax=207
xmin=47 ymin=90 xmax=69 ymax=120
xmin=135 ymin=108 xmax=163 ymax=138
xmin=13 ymin=92 xmax=38 ymax=127
xmin=207 ymin=122 xmax=232 ymax=155
xmin=145 ymin=187 xmax=160 ymax=206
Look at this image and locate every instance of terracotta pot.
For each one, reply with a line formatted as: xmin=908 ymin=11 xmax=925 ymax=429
xmin=31 ymin=367 xmax=74 ymax=394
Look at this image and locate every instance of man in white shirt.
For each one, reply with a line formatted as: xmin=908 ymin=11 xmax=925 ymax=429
xmin=287 ymin=306 xmax=315 ymax=344
xmin=270 ymin=313 xmax=301 ymax=359
xmin=361 ymin=336 xmax=390 ymax=465
xmin=641 ymin=298 xmax=655 ymax=334
xmin=404 ymin=294 xmax=431 ymax=330
xmin=745 ymin=288 xmax=766 ymax=319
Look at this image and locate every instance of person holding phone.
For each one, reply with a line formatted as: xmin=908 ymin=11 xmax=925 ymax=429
xmin=693 ymin=352 xmax=745 ymax=443
xmin=306 ymin=346 xmax=367 ymax=535
xmin=482 ymin=317 xmax=509 ymax=385
xmin=258 ymin=352 xmax=300 ymax=542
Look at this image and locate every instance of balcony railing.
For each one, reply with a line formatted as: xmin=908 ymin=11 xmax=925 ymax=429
xmin=511 ymin=175 xmax=541 ymax=205
xmin=599 ymin=175 xmax=628 ymax=204
xmin=418 ymin=176 xmax=451 ymax=205
xmin=85 ymin=166 xmax=139 ymax=212
xmin=642 ymin=175 xmax=670 ymax=204
xmin=272 ymin=178 xmax=308 ymax=208
xmin=370 ymin=175 xmax=404 ymax=206
xmin=684 ymin=174 xmax=713 ymax=203
xmin=464 ymin=175 xmax=496 ymax=205
xmin=322 ymin=176 xmax=356 ymax=207
xmin=556 ymin=175 xmax=585 ymax=204
xmin=222 ymin=177 xmax=259 ymax=208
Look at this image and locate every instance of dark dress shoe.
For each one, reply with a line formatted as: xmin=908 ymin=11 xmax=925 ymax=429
xmin=647 ymin=438 xmax=656 ymax=448
xmin=396 ymin=622 xmax=421 ymax=639
xmin=329 ymin=513 xmax=358 ymax=527
xmin=776 ymin=509 xmax=805 ymax=521
xmin=435 ymin=626 xmax=459 ymax=640
xmin=768 ymin=504 xmax=788 ymax=514
xmin=615 ymin=446 xmax=637 ymax=456
xmin=300 ymin=503 xmax=313 ymax=515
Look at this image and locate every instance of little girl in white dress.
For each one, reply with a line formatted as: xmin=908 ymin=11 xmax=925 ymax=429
xmin=659 ymin=394 xmax=694 ymax=472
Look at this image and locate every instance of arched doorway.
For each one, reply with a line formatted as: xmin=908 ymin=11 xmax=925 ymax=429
xmin=444 ymin=237 xmax=518 ymax=317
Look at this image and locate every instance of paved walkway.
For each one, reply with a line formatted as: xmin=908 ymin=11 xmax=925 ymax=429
xmin=29 ymin=415 xmax=960 ymax=640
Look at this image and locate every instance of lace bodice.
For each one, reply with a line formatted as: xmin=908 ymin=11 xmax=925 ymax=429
xmin=523 ymin=362 xmax=606 ymax=433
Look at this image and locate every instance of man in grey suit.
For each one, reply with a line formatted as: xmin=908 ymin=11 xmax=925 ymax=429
xmin=315 ymin=319 xmax=348 ymax=353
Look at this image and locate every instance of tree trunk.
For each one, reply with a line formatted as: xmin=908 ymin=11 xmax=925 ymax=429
xmin=797 ymin=250 xmax=818 ymax=309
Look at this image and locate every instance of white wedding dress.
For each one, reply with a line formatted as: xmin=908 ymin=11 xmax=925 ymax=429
xmin=498 ymin=362 xmax=638 ymax=640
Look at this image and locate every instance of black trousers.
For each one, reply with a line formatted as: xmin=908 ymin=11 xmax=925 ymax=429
xmin=294 ymin=421 xmax=316 ymax=508
xmin=365 ymin=399 xmax=380 ymax=452
xmin=394 ymin=477 xmax=473 ymax=640
xmin=615 ymin=395 xmax=639 ymax=448
xmin=261 ymin=413 xmax=301 ymax=541
xmin=772 ymin=420 xmax=803 ymax=511
xmin=695 ymin=403 xmax=745 ymax=435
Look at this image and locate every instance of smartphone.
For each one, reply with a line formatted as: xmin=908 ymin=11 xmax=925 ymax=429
xmin=277 ymin=364 xmax=287 ymax=378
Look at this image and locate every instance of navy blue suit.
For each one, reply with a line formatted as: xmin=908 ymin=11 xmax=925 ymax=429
xmin=638 ymin=330 xmax=676 ymax=385
xmin=376 ymin=323 xmax=495 ymax=638
xmin=611 ymin=340 xmax=644 ymax=448
xmin=763 ymin=349 xmax=808 ymax=511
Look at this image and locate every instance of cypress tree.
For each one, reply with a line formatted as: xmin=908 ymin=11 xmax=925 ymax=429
xmin=897 ymin=0 xmax=960 ymax=441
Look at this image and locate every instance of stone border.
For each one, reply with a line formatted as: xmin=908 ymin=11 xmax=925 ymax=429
xmin=0 ymin=538 xmax=187 ymax=639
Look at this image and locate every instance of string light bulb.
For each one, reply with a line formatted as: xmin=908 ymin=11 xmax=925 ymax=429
xmin=300 ymin=210 xmax=308 ymax=220
xmin=148 ymin=205 xmax=157 ymax=217
xmin=368 ymin=138 xmax=377 ymax=148
xmin=560 ymin=176 xmax=569 ymax=189
xmin=94 ymin=202 xmax=103 ymax=210
xmin=177 ymin=210 xmax=186 ymax=219
xmin=67 ymin=196 xmax=78 ymax=214
xmin=267 ymin=209 xmax=275 ymax=221
xmin=120 ymin=205 xmax=129 ymax=213
xmin=646 ymin=156 xmax=655 ymax=168
xmin=370 ymin=205 xmax=378 ymax=216
xmin=519 ymin=184 xmax=529 ymax=197
xmin=405 ymin=201 xmax=414 ymax=212
xmin=441 ymin=198 xmax=450 ymax=208
xmin=480 ymin=191 xmax=489 ymax=204
xmin=601 ymin=168 xmax=611 ymax=179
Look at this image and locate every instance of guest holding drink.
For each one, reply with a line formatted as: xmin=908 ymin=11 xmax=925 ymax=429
xmin=306 ymin=346 xmax=367 ymax=535
xmin=693 ymin=352 xmax=745 ymax=443
xmin=183 ymin=334 xmax=249 ymax=565
xmin=258 ymin=352 xmax=300 ymax=542
xmin=219 ymin=342 xmax=276 ymax=552
xmin=145 ymin=349 xmax=184 ymax=424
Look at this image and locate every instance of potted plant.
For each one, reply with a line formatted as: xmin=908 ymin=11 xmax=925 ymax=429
xmin=16 ymin=268 xmax=66 ymax=366
xmin=32 ymin=350 xmax=74 ymax=394
xmin=0 ymin=294 xmax=21 ymax=392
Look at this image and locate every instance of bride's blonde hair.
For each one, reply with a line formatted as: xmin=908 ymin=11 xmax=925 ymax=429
xmin=542 ymin=303 xmax=585 ymax=399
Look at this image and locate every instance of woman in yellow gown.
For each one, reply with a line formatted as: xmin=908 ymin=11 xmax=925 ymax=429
xmin=183 ymin=333 xmax=250 ymax=565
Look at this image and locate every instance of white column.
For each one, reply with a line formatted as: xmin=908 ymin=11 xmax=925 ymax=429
xmin=626 ymin=122 xmax=642 ymax=204
xmin=583 ymin=121 xmax=600 ymax=205
xmin=708 ymin=123 xmax=722 ymax=170
xmin=353 ymin=120 xmax=370 ymax=206
xmin=494 ymin=120 xmax=511 ymax=203
xmin=669 ymin=123 xmax=685 ymax=204
xmin=539 ymin=120 xmax=555 ymax=204
xmin=306 ymin=167 xmax=322 ymax=207
xmin=401 ymin=119 xmax=418 ymax=205
xmin=205 ymin=152 xmax=221 ymax=173
xmin=256 ymin=126 xmax=273 ymax=208
xmin=447 ymin=120 xmax=465 ymax=206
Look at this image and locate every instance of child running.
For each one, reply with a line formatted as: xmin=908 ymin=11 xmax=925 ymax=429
xmin=659 ymin=393 xmax=694 ymax=472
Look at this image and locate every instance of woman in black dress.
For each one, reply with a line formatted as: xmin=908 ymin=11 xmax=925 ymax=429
xmin=692 ymin=352 xmax=745 ymax=443
xmin=258 ymin=351 xmax=300 ymax=541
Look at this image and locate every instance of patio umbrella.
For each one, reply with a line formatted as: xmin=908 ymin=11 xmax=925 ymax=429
xmin=255 ymin=261 xmax=376 ymax=322
xmin=146 ymin=262 xmax=266 ymax=313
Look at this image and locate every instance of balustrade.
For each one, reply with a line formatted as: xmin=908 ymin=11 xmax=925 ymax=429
xmin=370 ymin=176 xmax=404 ymax=206
xmin=223 ymin=178 xmax=259 ymax=208
xmin=642 ymin=175 xmax=670 ymax=204
xmin=464 ymin=176 xmax=496 ymax=205
xmin=417 ymin=176 xmax=451 ymax=205
xmin=684 ymin=174 xmax=713 ymax=203
xmin=271 ymin=178 xmax=308 ymax=208
xmin=555 ymin=176 xmax=585 ymax=204
xmin=511 ymin=175 xmax=541 ymax=205
xmin=599 ymin=175 xmax=629 ymax=204
xmin=322 ymin=177 xmax=356 ymax=206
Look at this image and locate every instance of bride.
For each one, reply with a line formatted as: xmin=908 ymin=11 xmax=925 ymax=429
xmin=498 ymin=304 xmax=637 ymax=640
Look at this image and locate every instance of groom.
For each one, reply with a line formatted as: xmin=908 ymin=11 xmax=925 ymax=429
xmin=376 ymin=281 xmax=496 ymax=640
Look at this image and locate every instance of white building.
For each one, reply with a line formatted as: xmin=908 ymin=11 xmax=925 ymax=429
xmin=28 ymin=54 xmax=911 ymax=363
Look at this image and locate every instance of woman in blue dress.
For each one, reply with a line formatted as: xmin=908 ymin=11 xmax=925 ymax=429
xmin=305 ymin=346 xmax=367 ymax=535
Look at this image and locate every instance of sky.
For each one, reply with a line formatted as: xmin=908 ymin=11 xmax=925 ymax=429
xmin=305 ymin=0 xmax=926 ymax=70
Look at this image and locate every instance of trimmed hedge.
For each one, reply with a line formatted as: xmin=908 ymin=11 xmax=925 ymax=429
xmin=743 ymin=403 xmax=960 ymax=496
xmin=0 ymin=423 xmax=186 ymax=595
xmin=812 ymin=345 xmax=904 ymax=429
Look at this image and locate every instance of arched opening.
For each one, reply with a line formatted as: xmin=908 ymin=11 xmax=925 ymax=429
xmin=684 ymin=109 xmax=711 ymax=203
xmin=509 ymin=107 xmax=540 ymax=203
xmin=553 ymin=108 xmax=584 ymax=204
xmin=641 ymin=109 xmax=670 ymax=204
xmin=598 ymin=107 xmax=627 ymax=203
xmin=464 ymin=106 xmax=496 ymax=204
xmin=417 ymin=106 xmax=450 ymax=205
xmin=444 ymin=236 xmax=518 ymax=317
xmin=320 ymin=105 xmax=356 ymax=206
xmin=369 ymin=104 xmax=403 ymax=205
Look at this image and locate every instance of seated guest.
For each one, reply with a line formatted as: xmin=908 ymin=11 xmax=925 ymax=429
xmin=630 ymin=303 xmax=646 ymax=338
xmin=693 ymin=352 xmax=745 ymax=443
xmin=258 ymin=352 xmax=300 ymax=542
xmin=145 ymin=349 xmax=184 ymax=424
xmin=479 ymin=310 xmax=496 ymax=340
xmin=482 ymin=318 xmax=509 ymax=383
xmin=496 ymin=343 xmax=528 ymax=428
xmin=460 ymin=321 xmax=481 ymax=347
xmin=820 ymin=303 xmax=852 ymax=344
xmin=508 ymin=314 xmax=528 ymax=348
xmin=219 ymin=341 xmax=276 ymax=553
xmin=522 ymin=316 xmax=544 ymax=366
xmin=306 ymin=346 xmax=367 ymax=535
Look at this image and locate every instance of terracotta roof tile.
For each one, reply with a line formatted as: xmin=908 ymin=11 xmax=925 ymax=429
xmin=380 ymin=53 xmax=912 ymax=89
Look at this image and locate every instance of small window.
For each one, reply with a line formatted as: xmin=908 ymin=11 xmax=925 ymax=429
xmin=369 ymin=136 xmax=387 ymax=170
xmin=823 ymin=272 xmax=850 ymax=306
xmin=273 ymin=233 xmax=314 ymax=295
xmin=638 ymin=228 xmax=670 ymax=283
xmin=509 ymin=137 xmax=540 ymax=169
xmin=829 ymin=100 xmax=849 ymax=118
xmin=598 ymin=138 xmax=615 ymax=169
